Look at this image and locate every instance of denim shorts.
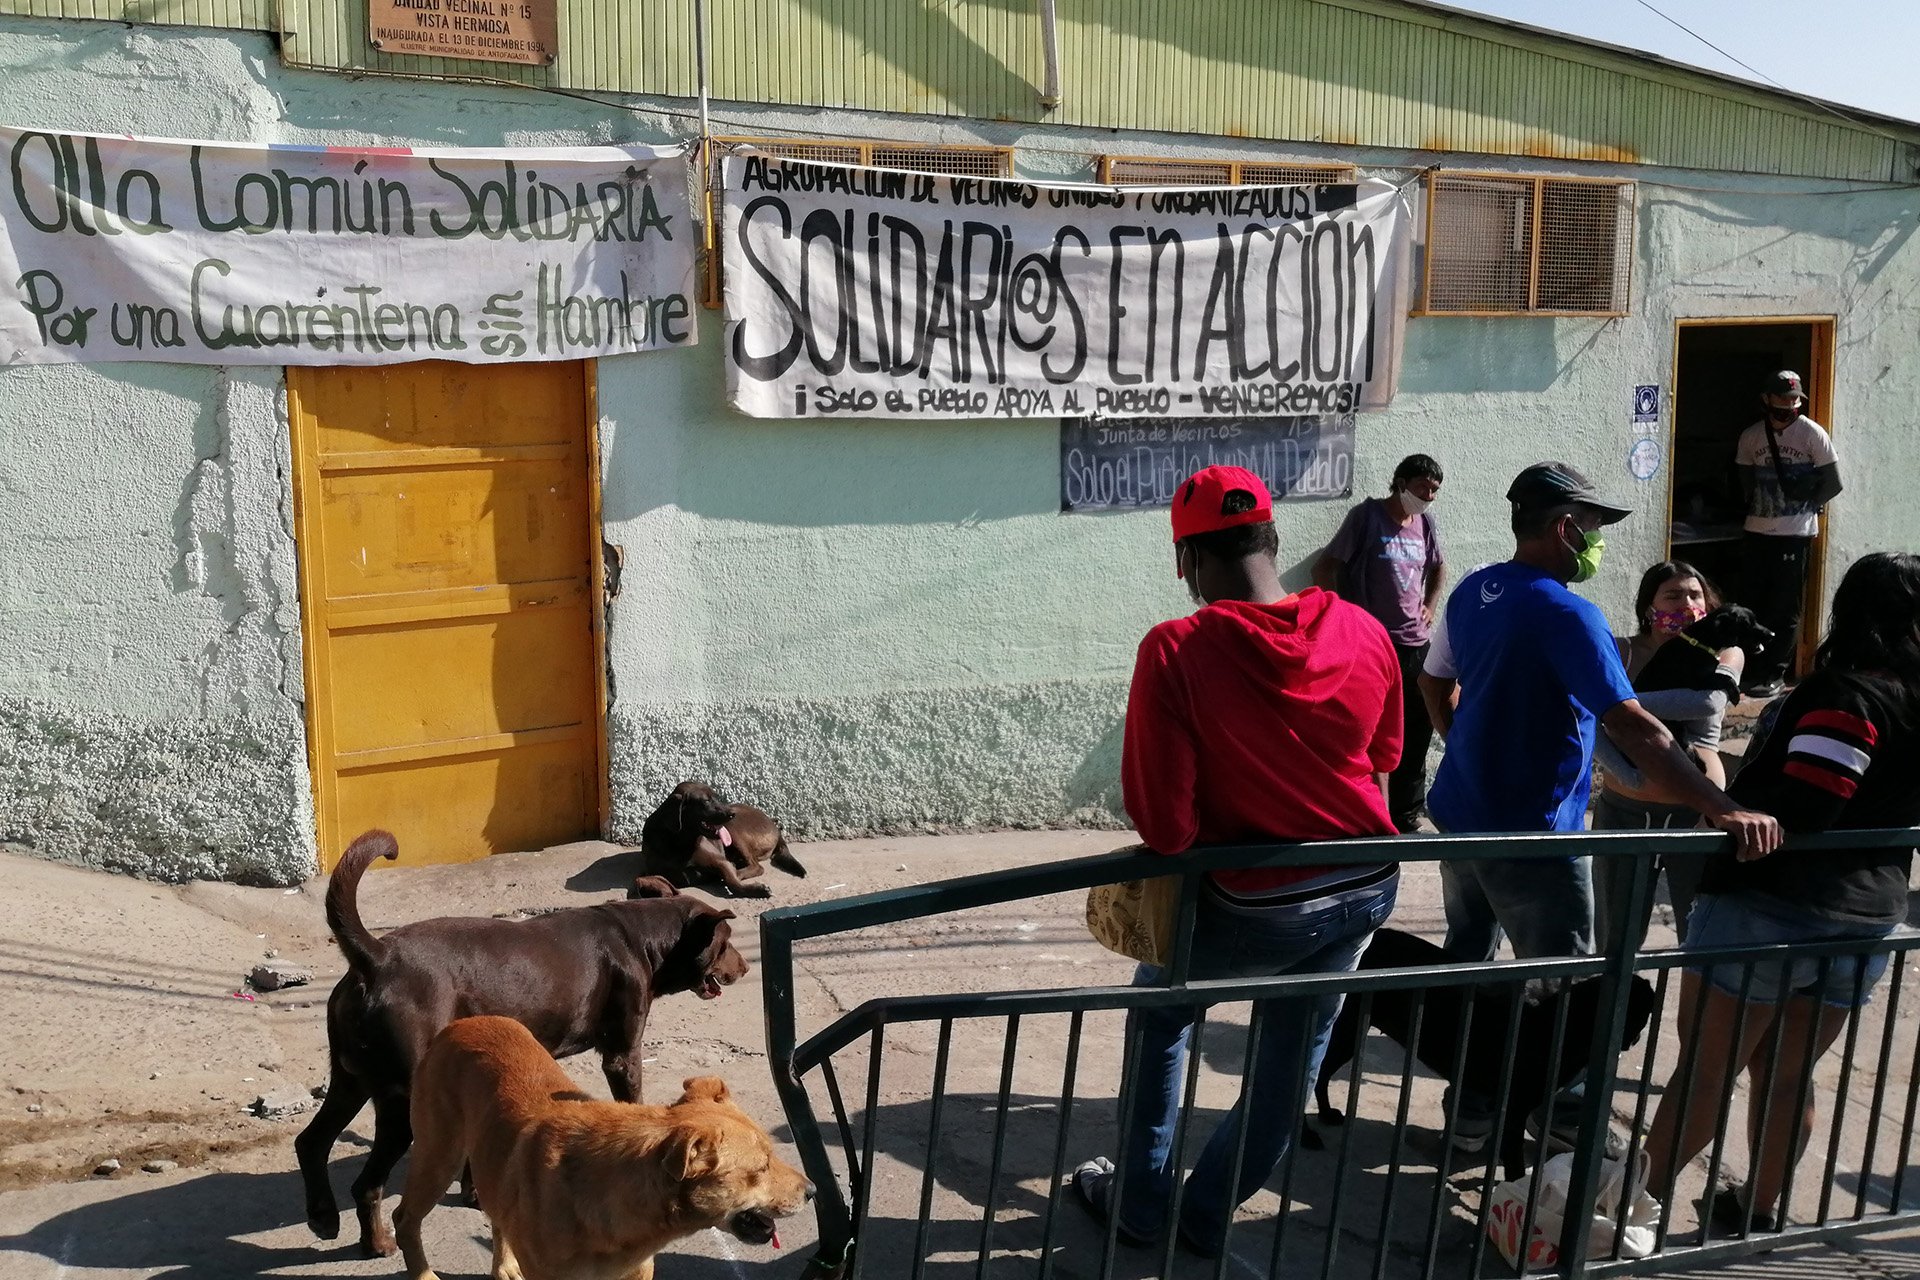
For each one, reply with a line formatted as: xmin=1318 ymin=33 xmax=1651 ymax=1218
xmin=1685 ymin=892 xmax=1897 ymax=1009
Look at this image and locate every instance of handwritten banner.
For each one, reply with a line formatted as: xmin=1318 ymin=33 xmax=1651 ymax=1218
xmin=0 ymin=128 xmax=697 ymax=365
xmin=1060 ymin=415 xmax=1355 ymax=512
xmin=721 ymin=155 xmax=1411 ymax=420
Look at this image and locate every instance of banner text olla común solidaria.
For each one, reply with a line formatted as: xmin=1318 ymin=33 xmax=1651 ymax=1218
xmin=0 ymin=128 xmax=698 ymax=365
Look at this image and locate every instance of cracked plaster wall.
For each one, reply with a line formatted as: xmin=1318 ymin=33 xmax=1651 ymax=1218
xmin=0 ymin=358 xmax=312 ymax=882
xmin=3 ymin=18 xmax=1919 ymax=871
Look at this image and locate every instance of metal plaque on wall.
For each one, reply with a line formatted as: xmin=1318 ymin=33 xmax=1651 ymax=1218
xmin=369 ymin=0 xmax=558 ymax=65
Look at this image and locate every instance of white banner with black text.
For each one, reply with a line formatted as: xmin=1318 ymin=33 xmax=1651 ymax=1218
xmin=0 ymin=127 xmax=698 ymax=365
xmin=721 ymin=154 xmax=1412 ymax=420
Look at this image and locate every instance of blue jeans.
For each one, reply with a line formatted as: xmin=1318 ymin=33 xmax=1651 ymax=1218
xmin=1439 ymin=855 xmax=1595 ymax=1127
xmin=1112 ymin=876 xmax=1397 ymax=1250
xmin=1686 ymin=892 xmax=1897 ymax=1009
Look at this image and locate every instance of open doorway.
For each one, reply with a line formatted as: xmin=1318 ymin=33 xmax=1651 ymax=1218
xmin=1668 ymin=317 xmax=1835 ymax=679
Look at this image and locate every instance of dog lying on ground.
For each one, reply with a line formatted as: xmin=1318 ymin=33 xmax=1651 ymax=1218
xmin=639 ymin=780 xmax=807 ymax=898
xmin=396 ymin=1015 xmax=812 ymax=1280
xmin=296 ymin=830 xmax=750 ymax=1257
xmin=1307 ymin=928 xmax=1657 ymax=1180
xmin=1633 ymin=604 xmax=1775 ymax=702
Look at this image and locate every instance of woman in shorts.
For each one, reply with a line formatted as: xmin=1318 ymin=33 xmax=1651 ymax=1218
xmin=1643 ymin=552 xmax=1920 ymax=1234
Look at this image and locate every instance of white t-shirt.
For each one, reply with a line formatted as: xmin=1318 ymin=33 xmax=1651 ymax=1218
xmin=1423 ymin=607 xmax=1456 ymax=679
xmin=1736 ymin=415 xmax=1837 ymax=538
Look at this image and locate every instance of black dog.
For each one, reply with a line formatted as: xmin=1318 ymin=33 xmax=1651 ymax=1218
xmin=639 ymin=779 xmax=807 ymax=898
xmin=1634 ymin=604 xmax=1775 ymax=701
xmin=1307 ymin=929 xmax=1657 ymax=1180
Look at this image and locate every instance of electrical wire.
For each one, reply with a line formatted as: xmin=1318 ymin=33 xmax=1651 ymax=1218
xmin=1626 ymin=0 xmax=1912 ymax=144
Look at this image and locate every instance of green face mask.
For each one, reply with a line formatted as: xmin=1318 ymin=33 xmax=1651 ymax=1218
xmin=1566 ymin=526 xmax=1606 ymax=583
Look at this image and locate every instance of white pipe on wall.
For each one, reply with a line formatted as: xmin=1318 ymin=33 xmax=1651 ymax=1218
xmin=693 ymin=0 xmax=712 ymax=141
xmin=1038 ymin=0 xmax=1062 ymax=110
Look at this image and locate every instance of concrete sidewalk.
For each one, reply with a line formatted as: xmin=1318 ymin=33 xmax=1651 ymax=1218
xmin=2 ymin=831 xmax=1918 ymax=1278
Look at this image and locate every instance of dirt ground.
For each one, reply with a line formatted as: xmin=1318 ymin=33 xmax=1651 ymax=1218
xmin=4 ymin=831 xmax=1920 ymax=1279
xmin=0 ymin=831 xmax=1126 ymax=1192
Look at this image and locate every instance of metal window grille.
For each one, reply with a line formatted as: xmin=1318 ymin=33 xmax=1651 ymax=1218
xmin=1423 ymin=172 xmax=1633 ymax=316
xmin=1100 ymin=156 xmax=1357 ymax=186
xmin=1538 ymin=178 xmax=1635 ymax=314
xmin=702 ymin=138 xmax=1014 ymax=308
xmin=866 ymin=143 xmax=1012 ymax=177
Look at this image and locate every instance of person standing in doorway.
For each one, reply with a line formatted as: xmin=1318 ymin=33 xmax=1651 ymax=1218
xmin=1735 ymin=370 xmax=1842 ymax=697
xmin=1417 ymin=461 xmax=1781 ymax=1153
xmin=1313 ymin=453 xmax=1447 ymax=833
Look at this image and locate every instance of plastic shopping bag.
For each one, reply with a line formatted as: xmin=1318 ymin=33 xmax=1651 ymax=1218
xmin=1486 ymin=1148 xmax=1660 ymax=1272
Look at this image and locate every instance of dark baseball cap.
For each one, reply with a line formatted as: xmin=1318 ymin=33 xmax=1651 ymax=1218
xmin=1766 ymin=370 xmax=1804 ymax=399
xmin=1506 ymin=461 xmax=1632 ymax=525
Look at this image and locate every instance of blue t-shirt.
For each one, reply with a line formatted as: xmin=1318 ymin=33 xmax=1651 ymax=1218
xmin=1428 ymin=562 xmax=1637 ymax=833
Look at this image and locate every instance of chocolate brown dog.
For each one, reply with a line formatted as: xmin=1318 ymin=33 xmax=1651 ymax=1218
xmin=296 ymin=830 xmax=749 ymax=1257
xmin=639 ymin=780 xmax=807 ymax=898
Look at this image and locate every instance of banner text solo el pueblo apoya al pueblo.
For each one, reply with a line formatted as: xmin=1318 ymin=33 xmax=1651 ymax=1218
xmin=721 ymin=155 xmax=1413 ymax=420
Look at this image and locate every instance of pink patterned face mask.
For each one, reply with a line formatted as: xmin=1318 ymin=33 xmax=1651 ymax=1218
xmin=1650 ymin=605 xmax=1706 ymax=635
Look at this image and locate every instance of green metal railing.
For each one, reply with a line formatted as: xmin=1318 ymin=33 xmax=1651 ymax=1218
xmin=760 ymin=827 xmax=1920 ymax=1279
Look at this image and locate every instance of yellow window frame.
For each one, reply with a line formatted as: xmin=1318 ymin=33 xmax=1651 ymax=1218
xmin=1417 ymin=169 xmax=1636 ymax=318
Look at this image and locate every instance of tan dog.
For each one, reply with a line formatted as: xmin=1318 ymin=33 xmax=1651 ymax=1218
xmin=395 ymin=1016 xmax=813 ymax=1280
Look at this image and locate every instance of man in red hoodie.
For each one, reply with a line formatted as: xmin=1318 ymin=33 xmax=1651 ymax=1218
xmin=1073 ymin=465 xmax=1402 ymax=1258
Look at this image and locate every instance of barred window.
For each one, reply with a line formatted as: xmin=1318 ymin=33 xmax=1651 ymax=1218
xmin=1100 ymin=155 xmax=1357 ymax=187
xmin=701 ymin=138 xmax=1015 ymax=307
xmin=1421 ymin=172 xmax=1634 ymax=316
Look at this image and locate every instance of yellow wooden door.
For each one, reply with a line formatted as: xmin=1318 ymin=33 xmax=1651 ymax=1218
xmin=288 ymin=361 xmax=606 ymax=870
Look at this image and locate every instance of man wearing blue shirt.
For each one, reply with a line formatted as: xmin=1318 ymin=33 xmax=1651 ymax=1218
xmin=1418 ymin=462 xmax=1780 ymax=1148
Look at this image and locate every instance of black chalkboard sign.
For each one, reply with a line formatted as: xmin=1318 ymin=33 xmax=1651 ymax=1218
xmin=1060 ymin=415 xmax=1355 ymax=513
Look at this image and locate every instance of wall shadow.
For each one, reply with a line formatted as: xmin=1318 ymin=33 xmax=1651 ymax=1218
xmin=1396 ymin=317 xmax=1567 ymax=396
xmin=772 ymin=0 xmax=1038 ymax=121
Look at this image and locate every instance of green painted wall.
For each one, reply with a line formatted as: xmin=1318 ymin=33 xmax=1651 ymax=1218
xmin=2 ymin=18 xmax=1917 ymax=879
xmin=275 ymin=0 xmax=1920 ymax=181
xmin=1 ymin=0 xmax=1912 ymax=179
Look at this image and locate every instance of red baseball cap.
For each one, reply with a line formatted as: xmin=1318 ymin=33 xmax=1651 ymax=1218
xmin=1171 ymin=465 xmax=1273 ymax=544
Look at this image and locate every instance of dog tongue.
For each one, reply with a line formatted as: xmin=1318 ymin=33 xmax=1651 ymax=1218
xmin=771 ymin=1227 xmax=781 ymax=1250
xmin=717 ymin=825 xmax=733 ymax=848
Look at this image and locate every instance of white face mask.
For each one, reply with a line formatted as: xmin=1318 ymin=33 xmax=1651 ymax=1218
xmin=1398 ymin=490 xmax=1432 ymax=516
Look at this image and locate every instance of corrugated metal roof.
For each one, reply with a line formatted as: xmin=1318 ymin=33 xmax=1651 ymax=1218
xmin=6 ymin=0 xmax=1914 ymax=181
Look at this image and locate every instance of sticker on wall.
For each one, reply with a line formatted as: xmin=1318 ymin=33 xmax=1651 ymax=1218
xmin=1628 ymin=437 xmax=1663 ymax=482
xmin=1633 ymin=384 xmax=1660 ymax=421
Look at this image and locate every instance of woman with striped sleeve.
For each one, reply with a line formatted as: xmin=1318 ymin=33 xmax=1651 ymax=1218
xmin=1644 ymin=551 xmax=1920 ymax=1236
